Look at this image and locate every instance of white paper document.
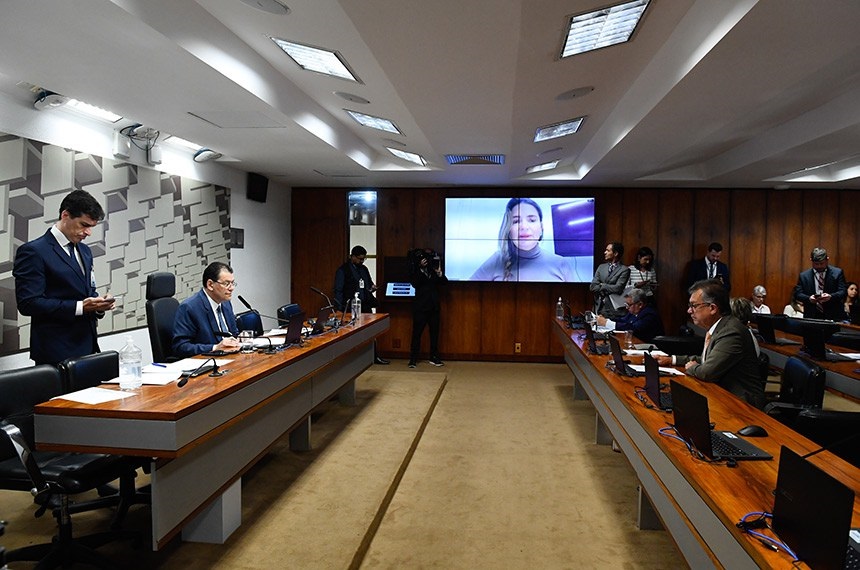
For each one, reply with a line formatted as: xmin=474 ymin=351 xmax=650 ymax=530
xmin=52 ymin=386 xmax=135 ymax=404
xmin=627 ymin=364 xmax=683 ymax=376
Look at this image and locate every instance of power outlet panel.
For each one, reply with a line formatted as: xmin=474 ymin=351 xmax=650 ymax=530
xmin=514 ymin=342 xmax=522 ymax=353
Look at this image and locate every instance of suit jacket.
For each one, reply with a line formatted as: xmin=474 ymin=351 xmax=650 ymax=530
xmin=172 ymin=289 xmax=239 ymax=357
xmin=589 ymin=262 xmax=631 ymax=315
xmin=13 ymin=229 xmax=100 ymax=365
xmin=680 ymin=315 xmax=763 ymax=406
xmin=410 ymin=268 xmax=447 ymax=313
xmin=613 ymin=305 xmax=665 ymax=342
xmin=793 ymin=265 xmax=847 ymax=321
xmin=688 ymin=258 xmax=731 ymax=292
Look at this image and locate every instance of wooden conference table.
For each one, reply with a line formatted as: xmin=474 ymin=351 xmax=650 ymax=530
xmin=552 ymin=318 xmax=860 ymax=569
xmin=34 ymin=314 xmax=389 ymax=550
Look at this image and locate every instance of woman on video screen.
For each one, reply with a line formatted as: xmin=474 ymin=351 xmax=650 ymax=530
xmin=470 ymin=198 xmax=578 ymax=282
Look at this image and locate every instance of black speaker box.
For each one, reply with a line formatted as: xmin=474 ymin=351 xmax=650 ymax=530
xmin=247 ymin=172 xmax=268 ymax=203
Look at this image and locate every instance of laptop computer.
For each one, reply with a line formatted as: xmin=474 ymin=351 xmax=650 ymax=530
xmin=669 ymin=380 xmax=772 ymax=461
xmin=755 ymin=314 xmax=800 ymax=346
xmin=772 ymin=446 xmax=860 ymax=570
xmin=584 ymin=322 xmax=610 ymax=355
xmin=309 ymin=306 xmax=332 ymax=336
xmin=282 ymin=310 xmax=305 ymax=346
xmin=607 ymin=334 xmax=642 ymax=376
xmin=642 ymin=352 xmax=672 ymax=410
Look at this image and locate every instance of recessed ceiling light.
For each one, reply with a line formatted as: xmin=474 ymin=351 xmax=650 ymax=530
xmin=271 ymin=38 xmax=359 ymax=82
xmin=526 ymin=160 xmax=559 ymax=174
xmin=556 ymin=86 xmax=595 ymax=101
xmin=66 ymin=100 xmax=123 ymax=123
xmin=560 ymin=0 xmax=649 ymax=58
xmin=387 ymin=147 xmax=426 ymax=166
xmin=240 ymin=0 xmax=290 ymax=15
xmin=346 ymin=110 xmax=402 ymax=134
xmin=334 ymin=91 xmax=370 ymax=104
xmin=534 ymin=117 xmax=585 ymax=142
xmin=165 ymin=135 xmax=203 ymax=151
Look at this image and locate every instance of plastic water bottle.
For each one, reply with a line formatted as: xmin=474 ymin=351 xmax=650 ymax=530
xmin=352 ymin=292 xmax=362 ymax=323
xmin=556 ymin=297 xmax=564 ymax=320
xmin=118 ymin=336 xmax=142 ymax=391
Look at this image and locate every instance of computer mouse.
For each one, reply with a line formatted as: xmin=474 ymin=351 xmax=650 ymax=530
xmin=738 ymin=424 xmax=768 ymax=437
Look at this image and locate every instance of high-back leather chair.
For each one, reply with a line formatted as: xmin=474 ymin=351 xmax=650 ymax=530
xmin=236 ymin=310 xmax=264 ymax=337
xmin=792 ymin=409 xmax=860 ymax=468
xmin=277 ymin=303 xmax=303 ymax=328
xmin=0 ymin=365 xmax=140 ymax=568
xmin=764 ymin=356 xmax=826 ymax=420
xmin=146 ymin=272 xmax=179 ymax=363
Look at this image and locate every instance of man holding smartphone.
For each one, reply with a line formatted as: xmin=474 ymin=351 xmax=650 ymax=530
xmin=13 ymin=190 xmax=115 ymax=365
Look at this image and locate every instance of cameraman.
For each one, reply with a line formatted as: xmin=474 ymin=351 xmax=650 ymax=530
xmin=408 ymin=248 xmax=447 ymax=368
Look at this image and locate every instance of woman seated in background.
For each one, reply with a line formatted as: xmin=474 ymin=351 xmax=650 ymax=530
xmin=783 ymin=290 xmax=804 ymax=318
xmin=731 ymin=296 xmax=760 ymax=356
xmin=626 ymin=246 xmax=657 ymax=299
xmin=843 ymin=281 xmax=858 ymax=323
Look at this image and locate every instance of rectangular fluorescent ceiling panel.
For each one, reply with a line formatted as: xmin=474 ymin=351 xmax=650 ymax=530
xmin=387 ymin=147 xmax=426 ymax=166
xmin=271 ymin=38 xmax=359 ymax=82
xmin=346 ymin=110 xmax=402 ymax=134
xmin=164 ymin=135 xmax=203 ymax=150
xmin=444 ymin=154 xmax=505 ymax=165
xmin=526 ymin=160 xmax=559 ymax=174
xmin=561 ymin=0 xmax=649 ymax=58
xmin=534 ymin=116 xmax=585 ymax=142
xmin=66 ymin=99 xmax=122 ymax=123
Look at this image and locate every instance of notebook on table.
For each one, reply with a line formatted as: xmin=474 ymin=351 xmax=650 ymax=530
xmin=643 ymin=352 xmax=672 ymax=410
xmin=584 ymin=322 xmax=610 ymax=355
xmin=772 ymin=446 xmax=860 ymax=570
xmin=669 ymin=380 xmax=772 ymax=461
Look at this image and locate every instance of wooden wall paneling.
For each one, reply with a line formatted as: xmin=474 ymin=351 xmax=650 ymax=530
xmin=411 ymin=188 xmax=446 ymax=254
xmin=516 ymin=283 xmax=558 ymax=357
xmin=479 ymin=283 xmax=519 ymax=358
xmin=442 ymin=283 xmax=483 ymax=359
xmin=291 ymin=188 xmax=347 ymax=316
xmin=656 ymin=189 xmax=696 ymax=333
xmin=837 ymin=190 xmax=860 ymax=282
xmin=730 ymin=190 xmax=768 ymax=301
xmin=801 ymin=189 xmax=840 ymax=263
xmin=766 ymin=189 xmax=803 ymax=311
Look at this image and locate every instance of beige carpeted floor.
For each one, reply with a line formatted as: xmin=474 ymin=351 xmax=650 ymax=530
xmin=1 ymin=361 xmax=690 ymax=568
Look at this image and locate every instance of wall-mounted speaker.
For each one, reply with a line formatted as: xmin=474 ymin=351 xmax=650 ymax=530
xmin=247 ymin=172 xmax=268 ymax=203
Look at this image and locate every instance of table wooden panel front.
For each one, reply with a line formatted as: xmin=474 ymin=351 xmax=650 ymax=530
xmin=35 ymin=314 xmax=389 ymax=549
xmin=552 ymin=319 xmax=860 ymax=570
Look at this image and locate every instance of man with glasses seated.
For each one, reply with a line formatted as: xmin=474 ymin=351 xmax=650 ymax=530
xmin=172 ymin=261 xmax=241 ymax=357
xmin=656 ymin=279 xmax=764 ymax=408
xmin=595 ymin=288 xmax=664 ymax=342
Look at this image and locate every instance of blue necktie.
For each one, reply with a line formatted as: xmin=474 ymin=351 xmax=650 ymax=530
xmin=217 ymin=305 xmax=228 ymax=333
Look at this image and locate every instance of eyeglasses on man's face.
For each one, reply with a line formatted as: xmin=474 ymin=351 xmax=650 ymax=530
xmin=216 ymin=280 xmax=237 ymax=289
xmin=687 ymin=301 xmax=712 ymax=311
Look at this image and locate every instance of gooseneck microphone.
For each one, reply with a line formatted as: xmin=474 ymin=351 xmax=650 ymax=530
xmin=236 ymin=295 xmax=280 ymax=323
xmin=800 ymin=430 xmax=860 ymax=460
xmin=177 ymin=358 xmax=222 ymax=388
xmin=310 ymin=286 xmax=339 ymax=324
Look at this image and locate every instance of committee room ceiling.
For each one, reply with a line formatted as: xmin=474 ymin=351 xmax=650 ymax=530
xmin=1 ymin=0 xmax=860 ymax=189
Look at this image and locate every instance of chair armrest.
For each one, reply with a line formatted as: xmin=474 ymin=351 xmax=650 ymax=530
xmin=0 ymin=420 xmax=51 ymax=499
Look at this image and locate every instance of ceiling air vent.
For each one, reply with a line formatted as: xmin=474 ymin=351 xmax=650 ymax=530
xmin=445 ymin=154 xmax=505 ymax=165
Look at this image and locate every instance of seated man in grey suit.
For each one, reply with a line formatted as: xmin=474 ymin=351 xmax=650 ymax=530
xmin=589 ymin=242 xmax=630 ymax=317
xmin=656 ymin=279 xmax=764 ymax=408
xmin=172 ymin=261 xmax=242 ymax=357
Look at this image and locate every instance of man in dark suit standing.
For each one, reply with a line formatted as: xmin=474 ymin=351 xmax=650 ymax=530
xmin=656 ymin=280 xmax=763 ymax=408
xmin=589 ymin=242 xmax=630 ymax=317
xmin=793 ymin=247 xmax=847 ymax=321
xmin=13 ymin=190 xmax=115 ymax=365
xmin=687 ymin=242 xmax=731 ymax=292
xmin=172 ymin=261 xmax=242 ymax=357
xmin=333 ymin=245 xmax=388 ymax=364
xmin=408 ymin=249 xmax=448 ymax=368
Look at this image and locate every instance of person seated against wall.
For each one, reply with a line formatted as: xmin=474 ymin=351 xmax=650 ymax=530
xmin=596 ymin=288 xmax=664 ymax=342
xmin=172 ymin=261 xmax=241 ymax=357
xmin=783 ymin=290 xmax=804 ymax=318
xmin=626 ymin=246 xmax=658 ymax=301
xmin=656 ymin=279 xmax=764 ymax=409
xmin=843 ymin=281 xmax=859 ymax=324
xmin=750 ymin=285 xmax=770 ymax=314
xmin=730 ymin=296 xmax=761 ymax=357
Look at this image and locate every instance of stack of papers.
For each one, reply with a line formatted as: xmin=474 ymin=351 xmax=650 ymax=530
xmin=97 ymin=358 xmax=235 ymax=386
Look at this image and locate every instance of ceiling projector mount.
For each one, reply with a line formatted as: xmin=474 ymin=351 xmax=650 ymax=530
xmin=33 ymin=90 xmax=69 ymax=111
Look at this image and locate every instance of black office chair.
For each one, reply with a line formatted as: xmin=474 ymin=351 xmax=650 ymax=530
xmin=828 ymin=331 xmax=860 ymax=351
xmin=236 ymin=310 xmax=264 ymax=337
xmin=277 ymin=303 xmax=303 ymax=328
xmin=145 ymin=271 xmax=179 ymax=362
xmin=791 ymin=409 xmax=860 ymax=468
xmin=650 ymin=335 xmax=705 ymax=356
xmin=58 ymin=351 xmax=151 ymax=527
xmin=764 ymin=356 xmax=826 ymax=418
xmin=0 ymin=365 xmax=140 ymax=568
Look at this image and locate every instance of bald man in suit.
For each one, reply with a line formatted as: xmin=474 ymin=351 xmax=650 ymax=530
xmin=14 ymin=190 xmax=115 ymax=365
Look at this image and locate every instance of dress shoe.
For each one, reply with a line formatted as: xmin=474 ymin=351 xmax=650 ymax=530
xmin=374 ymin=356 xmax=390 ymax=365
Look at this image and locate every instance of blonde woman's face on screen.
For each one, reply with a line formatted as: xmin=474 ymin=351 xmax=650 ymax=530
xmin=509 ymin=203 xmax=541 ymax=251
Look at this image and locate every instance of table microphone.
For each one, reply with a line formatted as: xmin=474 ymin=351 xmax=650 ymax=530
xmin=177 ymin=358 xmax=222 ymax=388
xmin=310 ymin=286 xmax=340 ymax=324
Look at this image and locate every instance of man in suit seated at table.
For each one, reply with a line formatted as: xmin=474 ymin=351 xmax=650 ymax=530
xmin=656 ymin=279 xmax=764 ymax=408
xmin=596 ymin=288 xmax=664 ymax=342
xmin=793 ymin=246 xmax=847 ymax=322
xmin=172 ymin=262 xmax=241 ymax=357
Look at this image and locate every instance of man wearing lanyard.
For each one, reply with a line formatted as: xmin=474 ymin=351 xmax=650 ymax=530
xmin=687 ymin=242 xmax=731 ymax=292
xmin=333 ymin=245 xmax=389 ymax=364
xmin=793 ymin=247 xmax=847 ymax=321
xmin=172 ymin=261 xmax=241 ymax=357
xmin=14 ymin=190 xmax=115 ymax=366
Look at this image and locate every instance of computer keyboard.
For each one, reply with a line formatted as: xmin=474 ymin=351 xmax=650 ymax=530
xmin=710 ymin=432 xmax=753 ymax=457
xmin=846 ymin=541 xmax=859 ymax=570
